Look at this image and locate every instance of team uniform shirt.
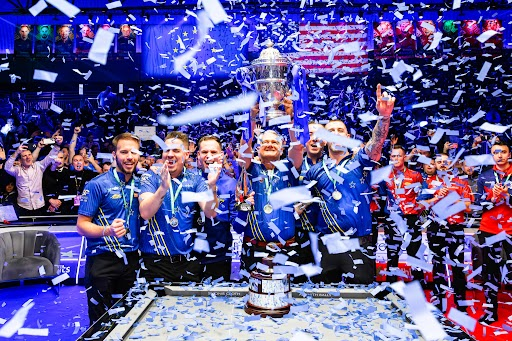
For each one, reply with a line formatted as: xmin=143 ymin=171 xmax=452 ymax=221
xmin=296 ymin=156 xmax=317 ymax=232
xmin=197 ymin=170 xmax=237 ymax=263
xmin=139 ymin=169 xmax=208 ymax=256
xmin=425 ymin=173 xmax=473 ymax=225
xmin=477 ymin=165 xmax=512 ymax=235
xmin=304 ymin=148 xmax=376 ymax=237
xmin=78 ymin=168 xmax=140 ymax=256
xmin=239 ymin=159 xmax=298 ymax=243
xmin=385 ymin=167 xmax=425 ymax=215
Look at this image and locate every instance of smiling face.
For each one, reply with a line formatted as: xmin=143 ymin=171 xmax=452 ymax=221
xmin=113 ymin=139 xmax=140 ymax=177
xmin=20 ymin=150 xmax=33 ymax=168
xmin=198 ymin=139 xmax=223 ymax=171
xmin=306 ymin=123 xmax=325 ymax=158
xmin=163 ymin=138 xmax=189 ymax=177
xmin=258 ymin=130 xmax=283 ymax=162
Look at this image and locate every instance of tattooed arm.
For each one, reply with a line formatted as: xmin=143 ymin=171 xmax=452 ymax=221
xmin=365 ymin=84 xmax=395 ymax=161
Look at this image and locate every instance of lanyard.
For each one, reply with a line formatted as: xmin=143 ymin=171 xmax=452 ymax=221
xmin=74 ymin=171 xmax=83 ymax=194
xmin=264 ymin=169 xmax=275 ymax=199
xmin=168 ymin=177 xmax=183 ymax=216
xmin=112 ymin=170 xmax=135 ymax=222
xmin=322 ymin=158 xmax=349 ymax=189
xmin=494 ymin=171 xmax=512 ymax=186
xmin=304 ymin=157 xmax=310 ymax=171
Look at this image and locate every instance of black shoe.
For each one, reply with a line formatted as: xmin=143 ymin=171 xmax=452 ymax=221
xmin=479 ymin=313 xmax=497 ymax=325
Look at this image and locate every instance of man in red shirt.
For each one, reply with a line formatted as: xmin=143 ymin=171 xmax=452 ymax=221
xmin=476 ymin=141 xmax=512 ymax=324
xmin=424 ymin=153 xmax=473 ymax=313
xmin=385 ymin=145 xmax=426 ymax=284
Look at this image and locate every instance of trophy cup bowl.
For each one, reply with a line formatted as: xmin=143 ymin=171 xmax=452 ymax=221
xmin=251 ymin=42 xmax=290 ymax=120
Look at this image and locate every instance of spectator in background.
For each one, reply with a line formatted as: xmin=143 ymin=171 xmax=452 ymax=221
xmin=1 ymin=180 xmax=16 ymax=206
xmin=69 ymin=126 xmax=102 ymax=173
xmin=100 ymin=161 xmax=111 ymax=173
xmin=97 ymin=86 xmax=116 ymax=110
xmin=4 ymin=135 xmax=63 ymax=216
xmin=66 ymin=154 xmax=97 ymax=214
xmin=43 ymin=151 xmax=70 ymax=214
xmin=0 ymin=95 xmax=13 ymax=124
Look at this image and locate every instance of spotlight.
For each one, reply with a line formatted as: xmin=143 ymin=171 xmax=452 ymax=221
xmin=379 ymin=11 xmax=383 ymax=20
xmin=107 ymin=14 xmax=113 ymax=22
xmin=184 ymin=16 xmax=188 ymax=21
xmin=165 ymin=13 xmax=171 ymax=22
xmin=419 ymin=11 xmax=424 ymax=19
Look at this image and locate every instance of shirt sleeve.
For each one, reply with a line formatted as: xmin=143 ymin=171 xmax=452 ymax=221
xmin=78 ymin=180 xmax=103 ymax=218
xmin=4 ymin=155 xmax=18 ymax=176
xmin=40 ymin=146 xmax=60 ymax=170
xmin=140 ymin=171 xmax=158 ymax=195
xmin=195 ymin=175 xmax=208 ymax=192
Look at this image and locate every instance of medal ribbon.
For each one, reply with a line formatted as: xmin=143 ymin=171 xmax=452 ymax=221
xmin=264 ymin=169 xmax=274 ymax=201
xmin=112 ymin=170 xmax=135 ymax=225
xmin=322 ymin=158 xmax=349 ymax=191
xmin=494 ymin=171 xmax=512 ymax=186
xmin=168 ymin=178 xmax=183 ymax=217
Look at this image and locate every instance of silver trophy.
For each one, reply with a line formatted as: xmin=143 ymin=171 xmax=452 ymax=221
xmin=251 ymin=41 xmax=290 ymax=120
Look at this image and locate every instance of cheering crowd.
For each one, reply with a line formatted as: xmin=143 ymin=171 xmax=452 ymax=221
xmin=0 ymin=84 xmax=510 ymax=328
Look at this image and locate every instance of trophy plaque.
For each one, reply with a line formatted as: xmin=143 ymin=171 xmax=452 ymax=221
xmin=244 ymin=257 xmax=292 ymax=318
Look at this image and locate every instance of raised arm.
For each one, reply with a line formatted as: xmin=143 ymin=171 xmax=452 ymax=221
xmin=284 ymin=96 xmax=304 ymax=170
xmin=239 ymin=103 xmax=259 ymax=170
xmin=69 ymin=126 xmax=81 ymax=163
xmin=365 ymin=84 xmax=395 ymax=162
xmin=138 ymin=163 xmax=170 ymax=221
xmin=4 ymin=144 xmax=26 ymax=175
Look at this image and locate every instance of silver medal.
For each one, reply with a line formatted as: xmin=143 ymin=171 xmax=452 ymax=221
xmin=170 ymin=217 xmax=179 ymax=228
xmin=332 ymin=190 xmax=342 ymax=201
xmin=263 ymin=204 xmax=273 ymax=214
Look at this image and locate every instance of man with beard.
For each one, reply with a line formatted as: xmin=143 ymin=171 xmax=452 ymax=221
xmin=77 ymin=133 xmax=141 ymax=327
xmin=43 ymin=151 xmax=70 ymax=214
xmin=5 ymin=136 xmax=63 ymax=216
xmin=195 ymin=135 xmax=237 ymax=281
xmin=138 ymin=132 xmax=220 ymax=285
xmin=236 ymin=97 xmax=303 ymax=273
xmin=55 ymin=25 xmax=73 ymax=56
xmin=476 ymin=141 xmax=512 ymax=324
xmin=14 ymin=25 xmax=32 ymax=57
xmin=423 ymin=153 xmax=472 ymax=313
xmin=304 ymin=85 xmax=394 ymax=284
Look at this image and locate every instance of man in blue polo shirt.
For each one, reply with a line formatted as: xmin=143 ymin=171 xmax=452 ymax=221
xmin=236 ymin=98 xmax=304 ymax=273
xmin=138 ymin=132 xmax=220 ymax=284
xmin=195 ymin=135 xmax=237 ymax=281
xmin=77 ymin=133 xmax=141 ymax=326
xmin=304 ymin=84 xmax=395 ymax=284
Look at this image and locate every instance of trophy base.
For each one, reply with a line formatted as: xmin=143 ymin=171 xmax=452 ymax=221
xmin=265 ymin=108 xmax=287 ymax=120
xmin=244 ymin=302 xmax=291 ymax=318
xmin=236 ymin=202 xmax=254 ymax=211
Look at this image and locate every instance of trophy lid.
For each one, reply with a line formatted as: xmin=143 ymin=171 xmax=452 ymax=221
xmin=252 ymin=41 xmax=288 ymax=66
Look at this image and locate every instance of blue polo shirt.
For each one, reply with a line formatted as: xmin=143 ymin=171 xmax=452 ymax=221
xmin=78 ymin=168 xmax=140 ymax=256
xmin=304 ymin=149 xmax=376 ymax=237
xmin=296 ymin=156 xmax=317 ymax=232
xmin=139 ymin=169 xmax=208 ymax=256
xmin=197 ymin=170 xmax=237 ymax=264
xmin=241 ymin=159 xmax=298 ymax=242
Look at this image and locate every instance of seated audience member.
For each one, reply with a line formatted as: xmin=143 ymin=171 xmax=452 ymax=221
xmin=4 ymin=136 xmax=63 ymax=216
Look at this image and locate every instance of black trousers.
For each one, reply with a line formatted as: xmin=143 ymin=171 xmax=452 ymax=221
xmin=141 ymin=253 xmax=201 ymax=284
xmin=427 ymin=223 xmax=467 ymax=311
xmin=479 ymin=230 xmax=512 ymax=316
xmin=84 ymin=251 xmax=140 ymax=327
xmin=241 ymin=241 xmax=300 ymax=277
xmin=315 ymin=234 xmax=376 ymax=285
xmin=384 ymin=214 xmax=424 ymax=283
xmin=202 ymin=259 xmax=232 ymax=282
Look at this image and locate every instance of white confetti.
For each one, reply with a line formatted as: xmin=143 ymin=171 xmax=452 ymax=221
xmin=269 ymin=186 xmax=312 ymax=211
xmin=88 ymin=29 xmax=115 ymax=65
xmin=33 ymin=69 xmax=58 ymax=83
xmin=46 ymin=0 xmax=80 ymax=18
xmin=29 ymin=0 xmax=48 ymax=16
xmin=0 ymin=302 xmax=35 ymax=338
